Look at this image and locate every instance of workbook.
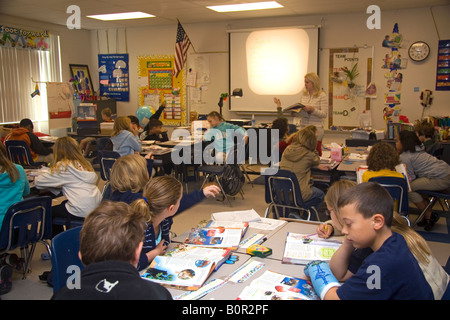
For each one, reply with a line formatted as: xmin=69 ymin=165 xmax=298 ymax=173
xmin=164 ymin=243 xmax=232 ymax=272
xmin=237 ymin=270 xmax=319 ymax=300
xmin=282 ymin=102 xmax=305 ymax=113
xmin=282 ymin=232 xmax=341 ymax=265
xmin=184 ymin=227 xmax=245 ymax=250
xmin=141 ymin=255 xmax=216 ymax=291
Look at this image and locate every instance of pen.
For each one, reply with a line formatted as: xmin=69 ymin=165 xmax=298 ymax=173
xmin=323 ymin=225 xmax=328 ymax=239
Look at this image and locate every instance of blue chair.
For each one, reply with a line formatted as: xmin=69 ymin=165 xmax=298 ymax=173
xmin=0 ymin=196 xmax=52 ymax=279
xmin=412 ymin=188 xmax=450 ymax=228
xmin=264 ymin=169 xmax=320 ymax=221
xmin=5 ymin=140 xmax=47 ymax=168
xmin=50 ymin=226 xmax=83 ymax=293
xmin=98 ymin=150 xmax=120 ymax=197
xmin=369 ymin=176 xmax=410 ymax=225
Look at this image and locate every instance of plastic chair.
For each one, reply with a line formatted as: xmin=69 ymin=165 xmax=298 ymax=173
xmin=369 ymin=176 xmax=410 ymax=225
xmin=5 ymin=140 xmax=46 ymax=168
xmin=98 ymin=150 xmax=120 ymax=196
xmin=0 ymin=196 xmax=52 ymax=279
xmin=412 ymin=188 xmax=450 ymax=228
xmin=264 ymin=169 xmax=319 ymax=221
xmin=50 ymin=226 xmax=83 ymax=293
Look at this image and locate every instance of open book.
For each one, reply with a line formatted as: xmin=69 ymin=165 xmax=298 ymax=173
xmin=237 ymin=270 xmax=319 ymax=300
xmin=282 ymin=232 xmax=341 ymax=265
xmin=184 ymin=227 xmax=245 ymax=250
xmin=165 ymin=243 xmax=231 ymax=272
xmin=141 ymin=255 xmax=216 ymax=290
xmin=282 ymin=103 xmax=305 ymax=113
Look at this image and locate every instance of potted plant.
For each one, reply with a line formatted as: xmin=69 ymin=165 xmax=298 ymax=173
xmin=341 ymin=63 xmax=359 ymax=88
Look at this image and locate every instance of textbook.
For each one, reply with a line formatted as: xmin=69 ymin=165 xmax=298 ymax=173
xmin=184 ymin=227 xmax=245 ymax=250
xmin=141 ymin=255 xmax=216 ymax=291
xmin=237 ymin=270 xmax=319 ymax=300
xmin=282 ymin=102 xmax=305 ymax=113
xmin=165 ymin=243 xmax=232 ymax=272
xmin=282 ymin=232 xmax=341 ymax=265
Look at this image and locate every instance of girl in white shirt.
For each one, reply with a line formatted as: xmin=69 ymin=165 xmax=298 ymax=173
xmin=35 ymin=136 xmax=101 ymax=234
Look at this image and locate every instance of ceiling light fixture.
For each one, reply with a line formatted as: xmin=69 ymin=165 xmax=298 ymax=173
xmin=207 ymin=1 xmax=283 ymax=13
xmin=87 ymin=11 xmax=155 ymax=21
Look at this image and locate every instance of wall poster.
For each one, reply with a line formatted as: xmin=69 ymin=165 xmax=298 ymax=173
xmin=98 ymin=54 xmax=130 ymax=101
xmin=329 ymin=47 xmax=373 ymax=129
xmin=137 ymin=55 xmax=187 ymax=126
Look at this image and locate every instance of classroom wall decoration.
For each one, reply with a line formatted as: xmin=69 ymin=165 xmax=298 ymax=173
xmin=47 ymin=82 xmax=74 ymax=129
xmin=137 ymin=55 xmax=187 ymax=126
xmin=69 ymin=64 xmax=94 ymax=95
xmin=98 ymin=54 xmax=130 ymax=101
xmin=0 ymin=25 xmax=49 ymax=50
xmin=382 ymin=23 xmax=405 ymax=123
xmin=436 ymin=39 xmax=450 ymax=91
xmin=328 ymin=47 xmax=372 ymax=129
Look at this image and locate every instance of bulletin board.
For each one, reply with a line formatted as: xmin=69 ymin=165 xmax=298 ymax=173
xmin=328 ymin=47 xmax=373 ymax=129
xmin=137 ymin=55 xmax=187 ymax=126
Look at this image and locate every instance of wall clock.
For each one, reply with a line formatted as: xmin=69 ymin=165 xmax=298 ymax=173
xmin=408 ymin=41 xmax=430 ymax=62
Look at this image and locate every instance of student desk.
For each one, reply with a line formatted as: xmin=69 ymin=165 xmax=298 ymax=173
xmin=162 ymin=219 xmax=341 ymax=300
xmin=336 ymin=146 xmax=369 ymax=173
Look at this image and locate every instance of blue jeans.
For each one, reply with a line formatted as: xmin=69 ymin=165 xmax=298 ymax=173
xmin=303 ymin=186 xmax=325 ymax=209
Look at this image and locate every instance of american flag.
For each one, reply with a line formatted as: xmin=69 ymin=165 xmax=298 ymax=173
xmin=174 ymin=21 xmax=192 ymax=78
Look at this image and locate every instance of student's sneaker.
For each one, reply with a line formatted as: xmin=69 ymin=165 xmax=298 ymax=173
xmin=0 ymin=265 xmax=13 ymax=295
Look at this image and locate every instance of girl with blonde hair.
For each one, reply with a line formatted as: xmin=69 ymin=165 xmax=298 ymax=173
xmin=35 ymin=136 xmax=101 ymax=233
xmin=131 ymin=176 xmax=183 ymax=270
xmin=110 ymin=116 xmax=142 ymax=156
xmin=274 ymin=72 xmax=328 ymax=154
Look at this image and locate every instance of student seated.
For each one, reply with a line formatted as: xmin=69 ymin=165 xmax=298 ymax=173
xmin=34 ymin=137 xmax=101 ymax=235
xmin=5 ymin=118 xmax=53 ymax=165
xmin=110 ymin=116 xmax=142 ymax=156
xmin=0 ymin=143 xmax=30 ymax=230
xmin=361 ymin=141 xmax=404 ymax=182
xmin=414 ymin=119 xmax=442 ymax=156
xmin=315 ymin=180 xmax=449 ymax=299
xmin=142 ymin=119 xmax=169 ymax=142
xmin=51 ymin=201 xmax=172 ymax=300
xmin=305 ymin=182 xmax=446 ymax=300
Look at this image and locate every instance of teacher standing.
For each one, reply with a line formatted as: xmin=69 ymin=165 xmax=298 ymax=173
xmin=275 ymin=72 xmax=328 ymax=154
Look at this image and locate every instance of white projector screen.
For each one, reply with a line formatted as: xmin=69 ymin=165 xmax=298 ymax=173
xmin=229 ymin=26 xmax=319 ymax=112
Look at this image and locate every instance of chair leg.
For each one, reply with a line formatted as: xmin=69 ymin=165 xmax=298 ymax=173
xmin=214 ymin=176 xmax=231 ymax=206
xmin=412 ymin=196 xmax=437 ymax=228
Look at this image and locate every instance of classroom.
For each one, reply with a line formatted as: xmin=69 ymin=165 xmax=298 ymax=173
xmin=0 ymin=1 xmax=449 ymax=303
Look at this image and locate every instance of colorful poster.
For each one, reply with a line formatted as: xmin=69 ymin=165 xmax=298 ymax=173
xmin=98 ymin=54 xmax=130 ymax=101
xmin=329 ymin=47 xmax=372 ymax=128
xmin=137 ymin=55 xmax=187 ymax=126
xmin=0 ymin=25 xmax=49 ymax=50
xmin=436 ymin=39 xmax=450 ymax=91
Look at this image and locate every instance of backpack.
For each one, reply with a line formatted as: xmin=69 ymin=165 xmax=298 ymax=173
xmin=0 ymin=265 xmax=13 ymax=295
xmin=219 ymin=164 xmax=245 ymax=196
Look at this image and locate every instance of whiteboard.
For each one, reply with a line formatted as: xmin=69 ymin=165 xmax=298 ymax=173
xmin=229 ymin=26 xmax=320 ymax=112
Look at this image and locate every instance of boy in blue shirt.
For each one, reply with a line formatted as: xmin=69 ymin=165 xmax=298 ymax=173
xmin=305 ymin=182 xmax=435 ymax=300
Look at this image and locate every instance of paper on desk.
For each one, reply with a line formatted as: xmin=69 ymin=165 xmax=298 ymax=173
xmin=248 ymin=218 xmax=287 ymax=231
xmin=211 ymin=209 xmax=261 ymax=223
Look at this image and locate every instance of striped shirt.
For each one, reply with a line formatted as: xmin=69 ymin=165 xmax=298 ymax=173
xmin=298 ymin=91 xmax=328 ymax=128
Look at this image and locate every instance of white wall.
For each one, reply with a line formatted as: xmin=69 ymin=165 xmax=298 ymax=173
xmin=89 ymin=5 xmax=450 ymax=131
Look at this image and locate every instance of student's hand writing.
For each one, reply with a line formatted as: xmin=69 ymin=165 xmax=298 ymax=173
xmin=145 ymin=152 xmax=154 ymax=159
xmin=317 ymin=223 xmax=333 ymax=239
xmin=317 ymin=164 xmax=330 ymax=171
xmin=202 ymin=185 xmax=221 ymax=198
